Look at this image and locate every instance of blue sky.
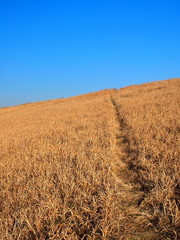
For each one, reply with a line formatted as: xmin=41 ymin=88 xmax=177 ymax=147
xmin=0 ymin=0 xmax=180 ymax=107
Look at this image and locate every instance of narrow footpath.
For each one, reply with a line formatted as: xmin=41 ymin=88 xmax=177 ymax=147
xmin=109 ymin=92 xmax=158 ymax=240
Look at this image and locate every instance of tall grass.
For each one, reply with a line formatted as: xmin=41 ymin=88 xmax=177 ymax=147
xmin=0 ymin=79 xmax=179 ymax=239
xmin=116 ymin=78 xmax=180 ymax=239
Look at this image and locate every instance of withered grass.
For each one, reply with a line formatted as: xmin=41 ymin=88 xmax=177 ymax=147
xmin=0 ymin=79 xmax=179 ymax=239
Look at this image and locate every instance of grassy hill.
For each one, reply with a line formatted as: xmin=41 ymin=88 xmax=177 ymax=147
xmin=0 ymin=78 xmax=179 ymax=239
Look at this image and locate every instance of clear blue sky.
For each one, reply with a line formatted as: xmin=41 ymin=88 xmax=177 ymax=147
xmin=0 ymin=0 xmax=180 ymax=107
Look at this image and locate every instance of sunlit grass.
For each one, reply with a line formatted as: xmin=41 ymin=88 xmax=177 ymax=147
xmin=0 ymin=79 xmax=179 ymax=239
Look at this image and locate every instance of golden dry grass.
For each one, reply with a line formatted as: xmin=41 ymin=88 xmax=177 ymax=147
xmin=115 ymin=78 xmax=180 ymax=239
xmin=0 ymin=79 xmax=179 ymax=239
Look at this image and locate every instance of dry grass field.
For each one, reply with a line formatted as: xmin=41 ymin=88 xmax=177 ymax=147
xmin=0 ymin=79 xmax=179 ymax=239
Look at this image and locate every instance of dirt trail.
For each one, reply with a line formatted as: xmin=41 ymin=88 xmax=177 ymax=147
xmin=109 ymin=92 xmax=158 ymax=239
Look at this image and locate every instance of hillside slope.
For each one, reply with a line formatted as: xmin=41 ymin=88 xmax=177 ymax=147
xmin=0 ymin=79 xmax=179 ymax=239
xmin=115 ymin=78 xmax=180 ymax=239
